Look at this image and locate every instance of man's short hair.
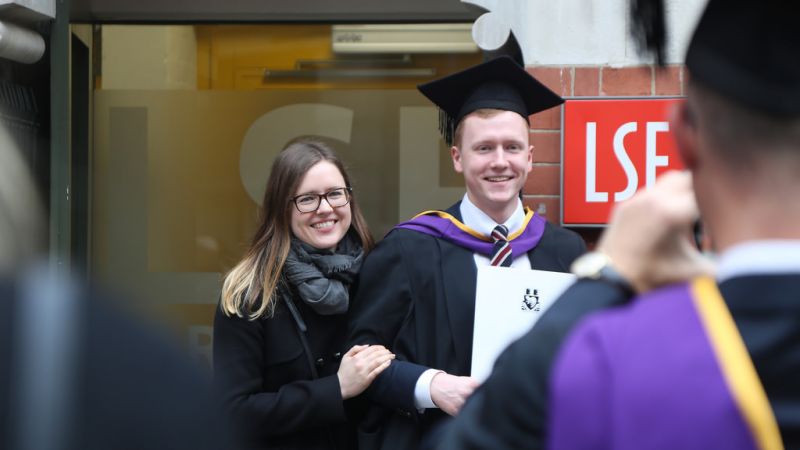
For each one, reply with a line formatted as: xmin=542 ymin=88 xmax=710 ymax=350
xmin=687 ymin=80 xmax=800 ymax=170
xmin=452 ymin=108 xmax=524 ymax=148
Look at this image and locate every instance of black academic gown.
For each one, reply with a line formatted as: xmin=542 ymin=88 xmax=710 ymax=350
xmin=438 ymin=274 xmax=800 ymax=449
xmin=346 ymin=202 xmax=586 ymax=450
xmin=723 ymin=274 xmax=800 ymax=448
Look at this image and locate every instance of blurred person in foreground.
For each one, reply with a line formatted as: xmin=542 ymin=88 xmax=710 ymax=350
xmin=213 ymin=139 xmax=394 ymax=450
xmin=0 ymin=126 xmax=231 ymax=449
xmin=439 ymin=0 xmax=799 ymax=448
xmin=548 ymin=0 xmax=800 ymax=448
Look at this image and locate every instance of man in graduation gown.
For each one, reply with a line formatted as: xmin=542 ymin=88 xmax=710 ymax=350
xmin=346 ymin=56 xmax=586 ymax=449
xmin=547 ymin=0 xmax=800 ymax=448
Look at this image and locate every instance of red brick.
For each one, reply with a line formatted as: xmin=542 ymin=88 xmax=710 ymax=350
xmin=574 ymin=67 xmax=600 ymax=96
xmin=530 ymin=131 xmax=561 ymax=163
xmin=655 ymin=65 xmax=683 ymax=96
xmin=523 ymin=164 xmax=560 ymax=195
xmin=601 ymin=66 xmax=652 ymax=96
xmin=527 ymin=66 xmax=571 ymax=97
xmin=530 ymin=105 xmax=562 ymax=130
xmin=522 ymin=196 xmax=561 ymax=224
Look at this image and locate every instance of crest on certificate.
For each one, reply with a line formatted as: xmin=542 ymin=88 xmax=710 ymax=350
xmin=521 ymin=288 xmax=541 ymax=311
xmin=472 ymin=266 xmax=576 ymax=381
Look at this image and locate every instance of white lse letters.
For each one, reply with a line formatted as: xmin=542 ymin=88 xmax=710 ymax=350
xmin=585 ymin=121 xmax=670 ymax=203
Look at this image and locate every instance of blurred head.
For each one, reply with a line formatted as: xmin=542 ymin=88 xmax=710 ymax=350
xmin=675 ymin=80 xmax=800 ymax=173
xmin=222 ymin=138 xmax=372 ymax=318
xmin=451 ymin=109 xmax=532 ymax=223
xmin=671 ymin=79 xmax=800 ymax=246
xmin=671 ymin=0 xmax=800 ymax=181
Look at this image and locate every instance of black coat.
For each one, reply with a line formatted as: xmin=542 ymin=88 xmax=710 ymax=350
xmin=346 ymin=203 xmax=586 ymax=450
xmin=213 ymin=285 xmax=356 ymax=450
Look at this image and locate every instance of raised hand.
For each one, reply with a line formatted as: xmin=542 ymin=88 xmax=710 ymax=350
xmin=598 ymin=170 xmax=715 ymax=293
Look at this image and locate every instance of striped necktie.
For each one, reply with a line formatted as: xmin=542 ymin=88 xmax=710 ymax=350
xmin=490 ymin=224 xmax=512 ymax=267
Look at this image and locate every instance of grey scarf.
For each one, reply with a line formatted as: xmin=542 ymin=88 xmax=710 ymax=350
xmin=282 ymin=233 xmax=364 ymax=315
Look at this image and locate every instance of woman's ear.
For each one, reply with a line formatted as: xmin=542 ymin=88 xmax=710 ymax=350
xmin=670 ymin=101 xmax=699 ymax=170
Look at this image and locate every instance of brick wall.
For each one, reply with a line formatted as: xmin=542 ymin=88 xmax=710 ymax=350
xmin=521 ymin=64 xmax=685 ymax=235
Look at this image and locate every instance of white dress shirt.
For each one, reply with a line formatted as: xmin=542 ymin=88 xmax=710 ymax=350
xmin=716 ymin=240 xmax=800 ymax=282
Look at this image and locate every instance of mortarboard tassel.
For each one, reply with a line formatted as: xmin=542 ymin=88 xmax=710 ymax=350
xmin=630 ymin=0 xmax=667 ymax=66
xmin=438 ymin=109 xmax=457 ymax=147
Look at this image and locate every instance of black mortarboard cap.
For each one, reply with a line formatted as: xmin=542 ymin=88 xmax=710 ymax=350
xmin=417 ymin=56 xmax=564 ymax=145
xmin=685 ymin=0 xmax=800 ymax=116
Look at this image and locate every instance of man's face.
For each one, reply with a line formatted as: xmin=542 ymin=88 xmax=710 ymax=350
xmin=451 ymin=111 xmax=533 ymax=221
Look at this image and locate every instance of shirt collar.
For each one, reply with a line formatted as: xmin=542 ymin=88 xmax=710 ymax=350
xmin=459 ymin=194 xmax=525 ymax=237
xmin=716 ymin=240 xmax=800 ymax=282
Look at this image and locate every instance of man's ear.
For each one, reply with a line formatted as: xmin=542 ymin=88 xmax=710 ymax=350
xmin=451 ymin=145 xmax=463 ymax=173
xmin=670 ymin=101 xmax=699 ymax=170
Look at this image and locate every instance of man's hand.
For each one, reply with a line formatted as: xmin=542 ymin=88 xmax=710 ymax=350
xmin=430 ymin=372 xmax=479 ymax=416
xmin=598 ymin=170 xmax=715 ymax=293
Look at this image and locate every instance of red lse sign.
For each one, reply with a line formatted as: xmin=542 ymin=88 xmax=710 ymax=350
xmin=562 ymin=98 xmax=684 ymax=225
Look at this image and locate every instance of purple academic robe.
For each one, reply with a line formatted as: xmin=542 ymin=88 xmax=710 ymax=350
xmin=548 ymin=281 xmax=772 ymax=450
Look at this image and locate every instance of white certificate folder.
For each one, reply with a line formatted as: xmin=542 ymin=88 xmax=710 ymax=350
xmin=471 ymin=266 xmax=576 ymax=382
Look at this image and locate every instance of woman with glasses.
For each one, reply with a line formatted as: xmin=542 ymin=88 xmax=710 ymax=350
xmin=213 ymin=139 xmax=394 ymax=450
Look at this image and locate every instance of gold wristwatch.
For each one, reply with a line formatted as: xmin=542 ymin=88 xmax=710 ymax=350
xmin=570 ymin=251 xmax=635 ymax=297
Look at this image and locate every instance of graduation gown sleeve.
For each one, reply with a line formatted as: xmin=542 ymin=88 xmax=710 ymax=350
xmin=546 ymin=315 xmax=614 ymax=450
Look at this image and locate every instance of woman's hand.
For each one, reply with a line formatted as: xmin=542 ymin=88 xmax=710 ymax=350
xmin=337 ymin=344 xmax=395 ymax=399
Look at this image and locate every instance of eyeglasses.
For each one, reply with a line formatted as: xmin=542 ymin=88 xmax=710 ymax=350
xmin=290 ymin=187 xmax=352 ymax=213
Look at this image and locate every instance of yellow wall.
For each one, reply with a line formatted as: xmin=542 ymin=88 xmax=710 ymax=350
xmin=195 ymin=25 xmax=481 ymax=90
